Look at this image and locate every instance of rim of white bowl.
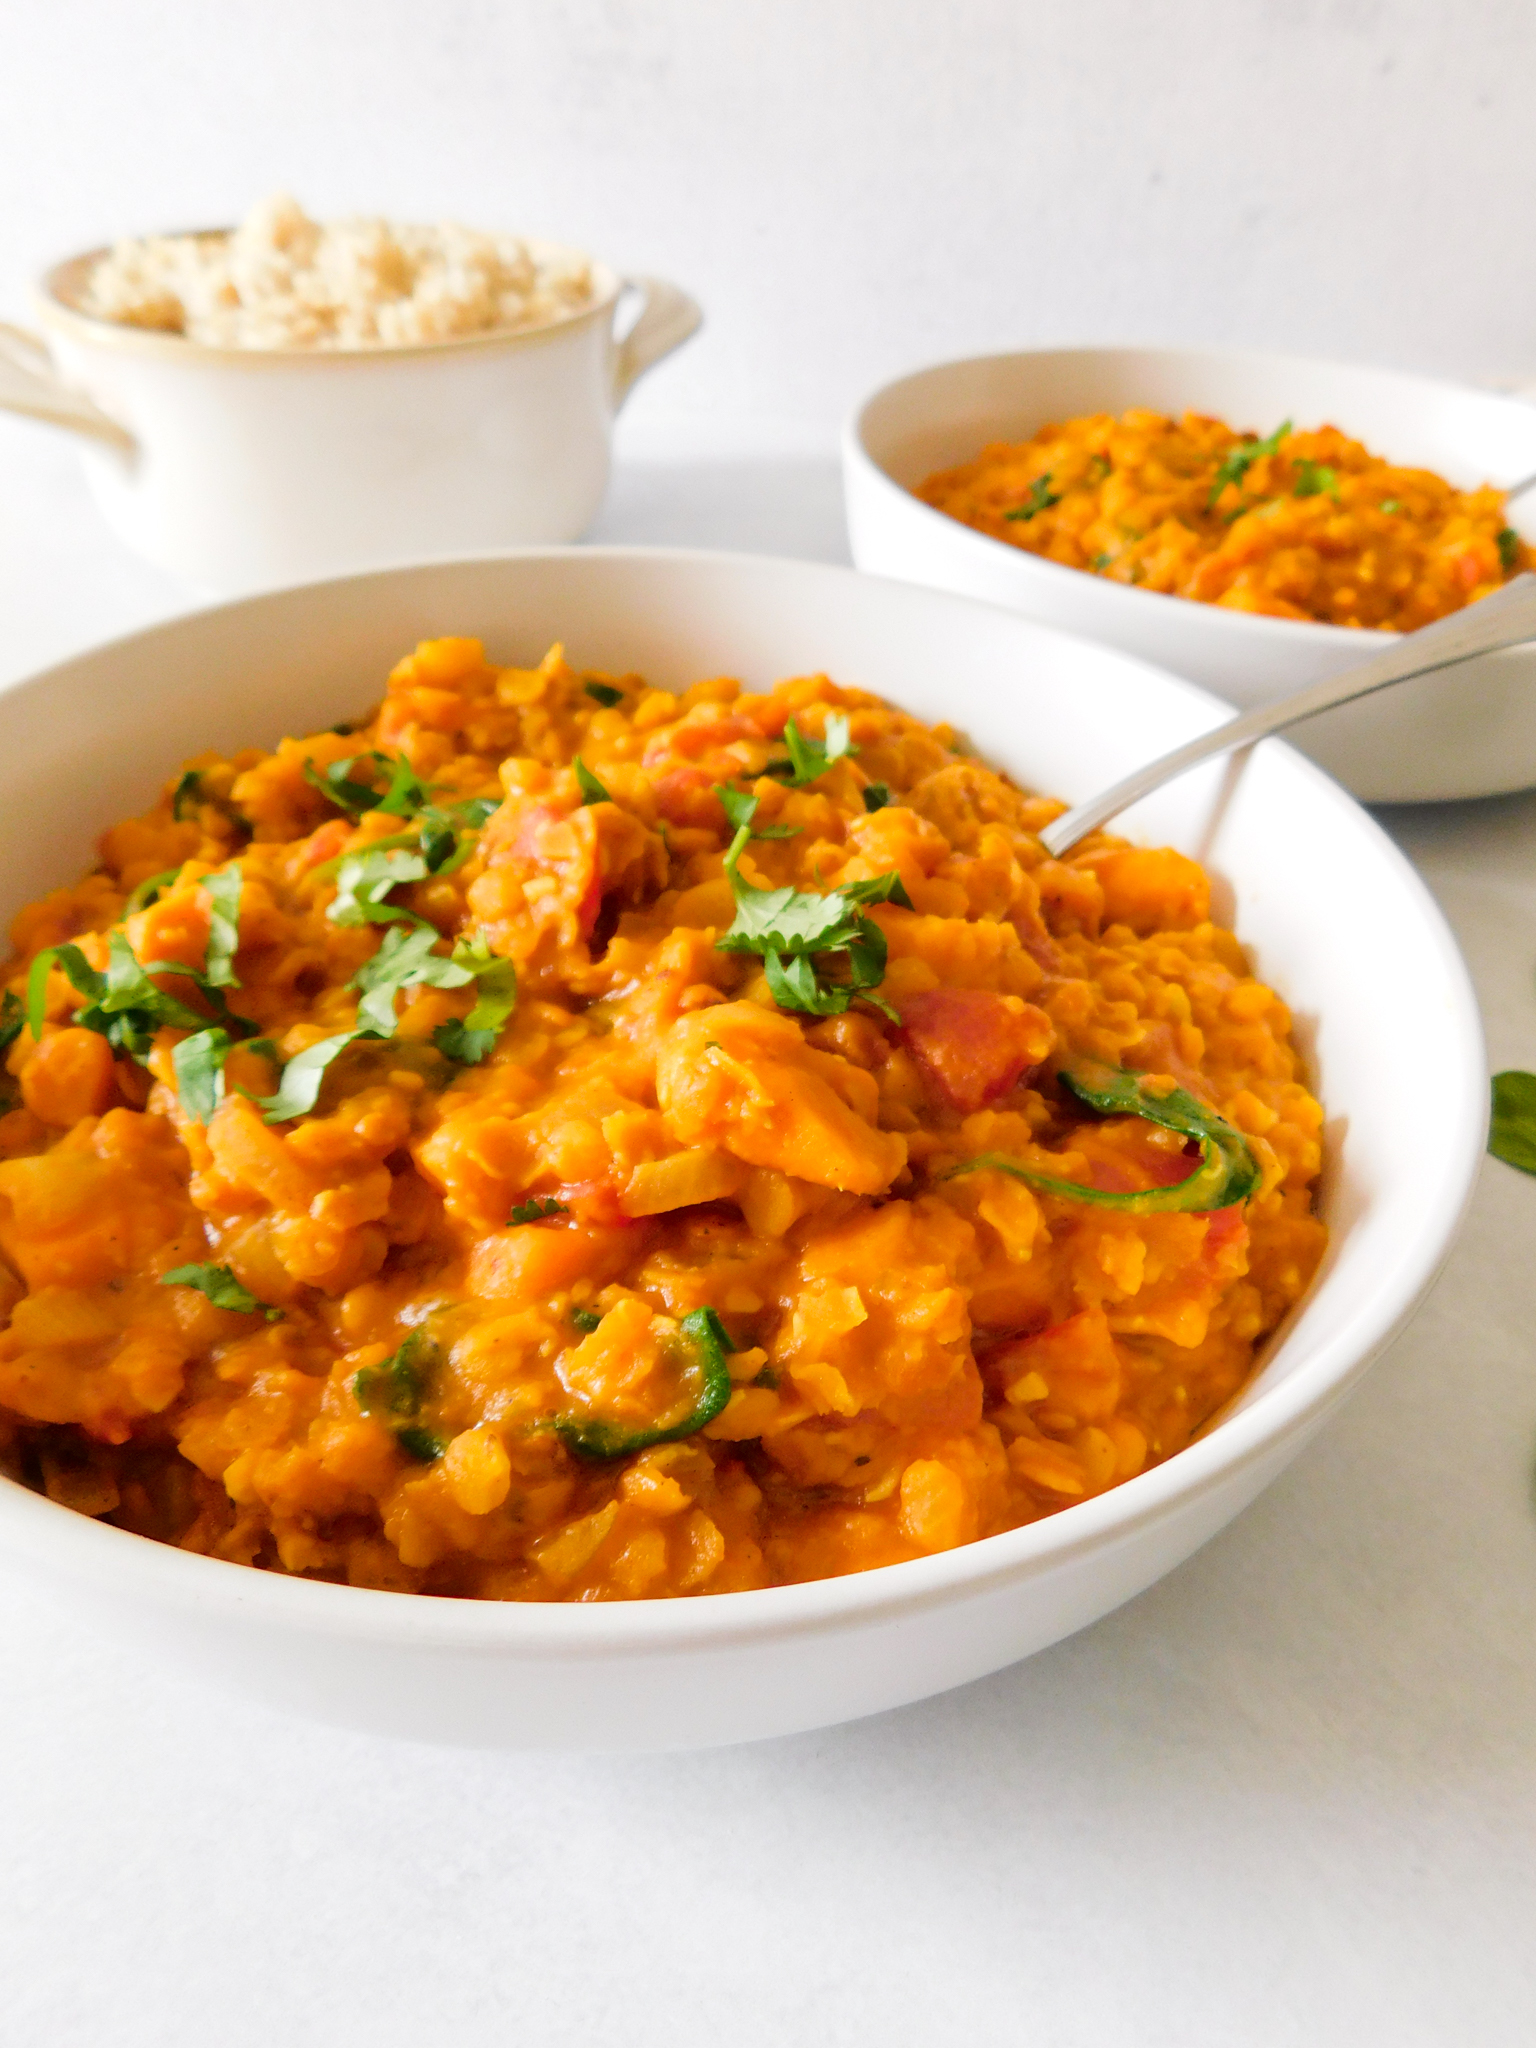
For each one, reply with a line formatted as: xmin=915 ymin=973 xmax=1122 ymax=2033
xmin=33 ymin=235 xmax=626 ymax=365
xmin=0 ymin=545 xmax=1489 ymax=1653
xmin=843 ymin=342 xmax=1536 ymax=652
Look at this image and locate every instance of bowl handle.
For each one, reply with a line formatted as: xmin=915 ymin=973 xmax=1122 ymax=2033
xmin=611 ymin=278 xmax=702 ymax=410
xmin=0 ymin=322 xmax=136 ymax=456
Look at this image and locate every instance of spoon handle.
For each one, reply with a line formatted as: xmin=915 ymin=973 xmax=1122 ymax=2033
xmin=1038 ymin=571 xmax=1536 ymax=857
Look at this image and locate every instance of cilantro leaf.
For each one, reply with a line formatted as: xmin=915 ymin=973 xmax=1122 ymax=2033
xmin=1490 ymin=1070 xmax=1536 ymax=1174
xmin=584 ymin=681 xmax=624 ymax=708
xmin=861 ymin=783 xmax=891 ymax=813
xmin=712 ymin=786 xmax=802 ymax=840
xmin=1004 ymin=474 xmax=1061 ymax=522
xmin=1498 ymin=527 xmax=1522 ymax=573
xmin=172 ymin=1026 xmax=233 ymax=1124
xmin=328 ymin=848 xmax=429 ymax=927
xmin=1209 ymin=420 xmax=1291 ymax=506
xmin=350 ymin=923 xmax=475 ymax=1037
xmin=0 ymin=990 xmax=22 ymax=1058
xmin=432 ymin=932 xmax=518 ymax=1064
xmin=1379 ymin=498 xmax=1402 ymax=515
xmin=1294 ymin=461 xmax=1339 ymax=500
xmin=767 ymin=714 xmax=856 ymax=788
xmin=161 ymin=1261 xmax=282 ymax=1320
xmin=509 ymin=1196 xmax=568 ymax=1224
xmin=29 ymin=932 xmax=225 ymax=1063
xmin=571 ymin=1306 xmax=603 ymax=1333
xmin=202 ymin=866 xmax=242 ymax=988
xmin=257 ymin=1032 xmax=362 ymax=1122
xmin=172 ymin=770 xmax=203 ymax=821
xmin=396 ymin=1426 xmax=445 ymax=1462
xmin=125 ymin=866 xmax=183 ymax=916
xmin=353 ymin=1332 xmax=430 ymax=1419
xmin=305 ymin=751 xmax=435 ymax=821
xmin=716 ymin=832 xmax=910 ymax=1019
xmin=574 ymin=758 xmax=611 ymax=806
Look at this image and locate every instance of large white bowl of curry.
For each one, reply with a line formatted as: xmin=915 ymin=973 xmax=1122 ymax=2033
xmin=0 ymin=549 xmax=1483 ymax=1749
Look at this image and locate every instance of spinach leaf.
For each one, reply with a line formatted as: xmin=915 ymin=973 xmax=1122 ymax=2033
xmin=1490 ymin=1070 xmax=1536 ymax=1174
xmin=556 ymin=1305 xmax=735 ymax=1460
xmin=945 ymin=1060 xmax=1262 ymax=1212
xmin=161 ymin=1261 xmax=282 ymax=1320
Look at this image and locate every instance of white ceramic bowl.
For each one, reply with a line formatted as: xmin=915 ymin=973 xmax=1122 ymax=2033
xmin=844 ymin=346 xmax=1536 ymax=803
xmin=0 ymin=237 xmax=700 ymax=594
xmin=0 ymin=549 xmax=1484 ymax=1751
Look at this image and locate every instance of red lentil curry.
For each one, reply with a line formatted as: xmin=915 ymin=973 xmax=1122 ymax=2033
xmin=917 ymin=408 xmax=1527 ymax=629
xmin=0 ymin=637 xmax=1326 ymax=1599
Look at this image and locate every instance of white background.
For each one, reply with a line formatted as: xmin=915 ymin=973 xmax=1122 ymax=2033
xmin=3 ymin=6 xmax=1536 ymax=2044
xmin=4 ymin=0 xmax=1536 ymax=450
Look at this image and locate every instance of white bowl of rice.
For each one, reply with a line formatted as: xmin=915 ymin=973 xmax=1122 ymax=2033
xmin=0 ymin=196 xmax=702 ymax=592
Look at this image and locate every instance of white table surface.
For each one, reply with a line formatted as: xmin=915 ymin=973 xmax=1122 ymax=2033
xmin=2 ymin=425 xmax=1534 ymax=2048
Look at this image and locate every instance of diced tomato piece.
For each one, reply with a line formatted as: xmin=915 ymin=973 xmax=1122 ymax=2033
xmin=898 ymin=988 xmax=1052 ymax=1113
xmin=651 ymin=766 xmax=722 ymax=829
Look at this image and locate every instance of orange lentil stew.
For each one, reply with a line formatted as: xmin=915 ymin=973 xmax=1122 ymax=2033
xmin=0 ymin=636 xmax=1326 ymax=1599
xmin=917 ymin=408 xmax=1528 ymax=630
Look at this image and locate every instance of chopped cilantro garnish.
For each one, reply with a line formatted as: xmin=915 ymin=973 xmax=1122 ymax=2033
xmin=584 ymin=681 xmax=625 ymax=708
xmin=509 ymin=1196 xmax=568 ymax=1224
xmin=1293 ymin=461 xmax=1339 ymax=500
xmin=1379 ymin=498 xmax=1402 ymax=515
xmin=202 ymin=866 xmax=243 ymax=989
xmin=125 ymin=866 xmax=183 ymax=916
xmin=861 ymin=783 xmax=891 ymax=813
xmin=161 ymin=1261 xmax=282 ymax=1320
xmin=716 ymin=825 xmax=911 ymax=1020
xmin=1498 ymin=527 xmax=1521 ymax=573
xmin=574 ymin=758 xmax=611 ymax=806
xmin=27 ymin=933 xmax=228 ymax=1064
xmin=304 ymin=751 xmax=436 ymax=821
xmin=1208 ymin=419 xmax=1291 ymax=506
xmin=354 ymin=1333 xmax=440 ymax=1459
xmin=765 ymin=714 xmax=856 ymax=788
xmin=571 ymin=1306 xmax=604 ymax=1333
xmin=431 ymin=932 xmax=517 ymax=1065
xmin=350 ymin=922 xmax=474 ymax=1036
xmin=712 ymin=786 xmax=802 ymax=840
xmin=0 ymin=989 xmax=21 ymax=1058
xmin=171 ymin=770 xmax=203 ymax=821
xmin=1091 ymin=552 xmax=1113 ymax=572
xmin=1004 ymin=474 xmax=1061 ymax=522
xmin=751 ymin=1364 xmax=780 ymax=1390
xmin=172 ymin=1026 xmax=234 ymax=1124
xmin=257 ymin=1031 xmax=361 ymax=1122
xmin=328 ymin=847 xmax=429 ymax=927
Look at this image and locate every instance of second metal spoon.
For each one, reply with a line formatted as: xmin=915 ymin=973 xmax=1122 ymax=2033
xmin=1039 ymin=570 xmax=1536 ymax=856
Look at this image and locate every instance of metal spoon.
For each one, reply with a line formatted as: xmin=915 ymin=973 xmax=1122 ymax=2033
xmin=1039 ymin=570 xmax=1536 ymax=856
